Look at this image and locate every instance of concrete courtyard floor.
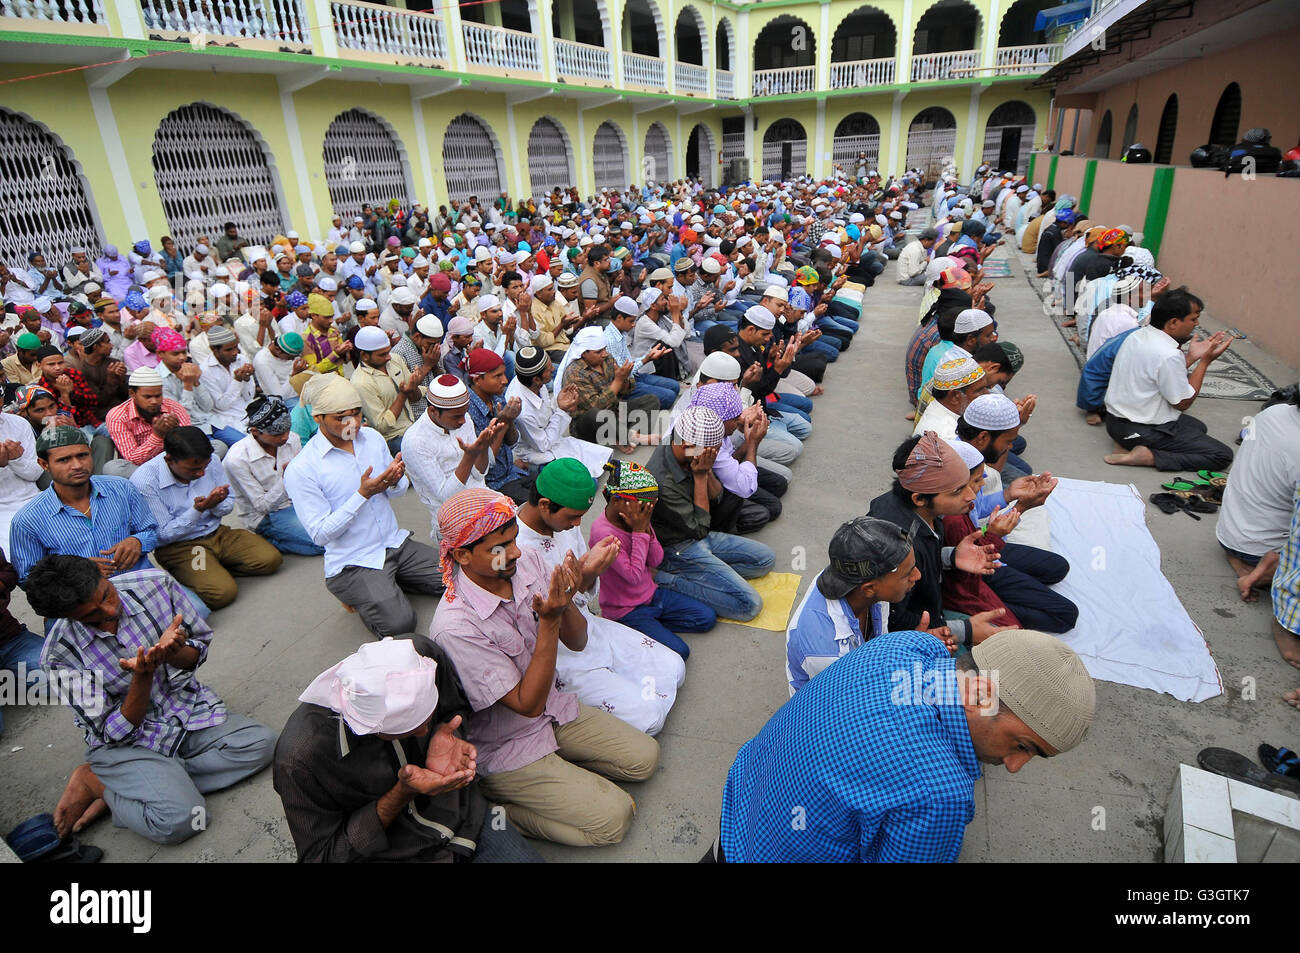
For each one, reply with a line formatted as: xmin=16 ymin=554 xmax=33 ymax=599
xmin=1 ymin=248 xmax=1297 ymax=863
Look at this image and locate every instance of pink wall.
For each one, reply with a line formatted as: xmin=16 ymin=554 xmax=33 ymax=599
xmin=1160 ymin=169 xmax=1300 ymax=367
xmin=1052 ymin=155 xmax=1086 ymax=198
xmin=1086 ymin=159 xmax=1154 ymax=229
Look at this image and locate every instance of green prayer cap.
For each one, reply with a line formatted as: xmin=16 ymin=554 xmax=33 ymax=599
xmin=36 ymin=425 xmax=89 ymax=456
xmin=277 ymin=332 xmax=304 ymax=357
xmin=998 ymin=341 xmax=1024 ymax=373
xmin=535 ymin=458 xmax=596 ymax=512
xmin=15 ymin=332 xmax=41 ymax=351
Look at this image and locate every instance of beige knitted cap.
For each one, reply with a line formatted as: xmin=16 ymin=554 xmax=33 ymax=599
xmin=971 ymin=630 xmax=1096 ymax=753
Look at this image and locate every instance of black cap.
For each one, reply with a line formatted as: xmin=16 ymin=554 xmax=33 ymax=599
xmin=817 ymin=517 xmax=912 ymax=600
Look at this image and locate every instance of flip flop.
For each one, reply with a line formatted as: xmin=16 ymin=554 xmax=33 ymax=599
xmin=1161 ymin=479 xmax=1202 ymax=493
xmin=1259 ymin=744 xmax=1300 ymax=779
xmin=1197 ymin=469 xmax=1229 ymax=488
xmin=1197 ymin=747 xmax=1300 ymax=798
xmin=1185 ymin=496 xmax=1220 ymax=514
xmin=1148 ymin=492 xmax=1183 ymax=515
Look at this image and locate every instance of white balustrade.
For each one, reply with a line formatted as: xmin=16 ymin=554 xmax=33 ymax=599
xmin=1 ymin=0 xmax=105 ymax=24
xmin=828 ymin=56 xmax=895 ymax=89
xmin=909 ymin=49 xmax=980 ymax=81
xmin=554 ymin=37 xmax=611 ymax=82
xmin=716 ymin=69 xmax=734 ymax=98
xmin=332 ymin=0 xmax=444 ymax=62
xmin=751 ymin=65 xmax=816 ymax=96
xmin=993 ymin=43 xmax=1063 ymax=74
xmin=141 ymin=0 xmax=309 ymax=43
xmin=674 ymin=61 xmax=708 ymax=94
xmin=461 ymin=21 xmax=540 ymax=72
xmin=621 ymin=51 xmax=665 ymax=89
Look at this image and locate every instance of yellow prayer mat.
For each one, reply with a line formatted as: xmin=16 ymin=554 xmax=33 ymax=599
xmin=719 ymin=572 xmax=805 ymax=632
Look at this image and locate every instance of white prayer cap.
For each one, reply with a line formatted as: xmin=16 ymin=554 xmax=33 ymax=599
xmin=298 ymin=638 xmax=439 ymax=737
xmin=613 ymin=295 xmax=640 ymax=317
xmin=529 ymin=274 xmax=553 ymax=294
xmin=477 ymin=293 xmax=501 ymax=311
xmin=945 ymin=437 xmax=986 ymax=470
xmin=415 ymin=315 xmax=444 ymax=338
xmin=209 ymin=283 xmax=231 ymax=298
xmin=390 ymin=287 xmax=417 ymax=306
xmin=355 ymin=297 xmax=377 ymax=312
xmin=474 ymin=246 xmax=492 ymax=262
xmin=412 ymin=256 xmax=430 ymax=269
xmin=849 ymin=213 xmax=865 ymax=224
xmin=697 ymin=350 xmax=741 ymax=383
xmin=963 ymin=393 xmax=1022 ymax=432
xmin=442 ymin=236 xmax=456 ymax=249
xmin=128 ymin=366 xmax=164 ymax=388
xmin=354 ymin=325 xmax=390 ymax=351
xmin=145 ymin=285 xmax=173 ymax=302
xmin=194 ymin=244 xmax=209 ymax=255
xmin=349 ymin=241 xmax=366 ymax=253
xmin=637 ymin=288 xmax=662 ymax=310
xmin=761 ymin=286 xmax=789 ymax=303
xmin=701 ymin=258 xmax=721 ymax=275
xmin=743 ymin=304 xmax=776 ymax=330
xmin=953 ymin=308 xmax=993 ymax=334
xmin=316 ymin=276 xmax=338 ymax=293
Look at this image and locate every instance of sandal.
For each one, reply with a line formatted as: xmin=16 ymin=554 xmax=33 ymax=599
xmin=1198 ymin=747 xmax=1300 ymax=797
xmin=1197 ymin=469 xmax=1229 ymax=489
xmin=1149 ymin=492 xmax=1200 ymax=520
xmin=1259 ymin=744 xmax=1300 ymax=779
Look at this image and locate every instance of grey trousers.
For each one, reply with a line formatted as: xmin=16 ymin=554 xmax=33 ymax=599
xmin=324 ymin=536 xmax=445 ymax=638
xmin=102 ymin=459 xmax=138 ymax=479
xmin=86 ymin=712 xmax=276 ymax=845
xmin=758 ymin=428 xmax=803 ymax=468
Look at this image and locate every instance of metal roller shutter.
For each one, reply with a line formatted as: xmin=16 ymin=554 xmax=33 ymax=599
xmin=323 ymin=109 xmax=409 ymax=221
xmin=527 ymin=118 xmax=571 ymax=199
xmin=692 ymin=124 xmax=713 ymax=189
xmin=644 ymin=123 xmax=670 ymax=185
xmin=442 ymin=114 xmax=503 ymax=202
xmin=152 ymin=103 xmax=284 ymax=250
xmin=592 ymin=122 xmax=627 ymax=191
xmin=0 ymin=109 xmax=101 ymax=268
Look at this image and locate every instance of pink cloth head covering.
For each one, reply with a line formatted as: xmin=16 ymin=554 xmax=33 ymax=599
xmin=151 ymin=327 xmax=187 ymax=352
xmin=297 ymin=638 xmax=439 ymax=736
xmin=897 ymin=431 xmax=970 ymax=493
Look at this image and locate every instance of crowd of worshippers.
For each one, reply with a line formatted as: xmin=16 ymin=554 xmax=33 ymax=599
xmin=2 ymin=170 xmax=1004 ymax=860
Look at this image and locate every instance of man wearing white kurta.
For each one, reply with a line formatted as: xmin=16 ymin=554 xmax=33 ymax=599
xmin=504 ymin=346 xmax=610 ymax=477
xmin=513 ymin=457 xmax=684 ymax=736
xmin=400 ymin=374 xmax=492 ymax=542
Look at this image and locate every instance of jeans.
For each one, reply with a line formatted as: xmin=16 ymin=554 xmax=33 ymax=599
xmin=0 ymin=628 xmax=45 ymax=737
xmin=805 ymin=338 xmax=840 ymax=362
xmin=210 ymin=425 xmax=247 ymax=449
xmin=656 ymin=532 xmax=775 ymax=622
xmin=630 ymin=373 xmax=680 ymax=410
xmin=771 ymin=397 xmax=812 ymax=424
xmin=770 ymin=412 xmax=811 ymax=441
xmin=988 ymin=543 xmax=1079 ymax=634
xmin=470 ymin=811 xmax=545 ymax=863
xmin=257 ymin=506 xmax=325 ymax=556
xmin=694 ymin=316 xmax=738 ymax=340
xmin=899 ymin=271 xmax=928 ymax=286
xmin=616 ymin=587 xmax=717 ymax=660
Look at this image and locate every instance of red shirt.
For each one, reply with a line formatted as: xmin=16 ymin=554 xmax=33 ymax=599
xmin=42 ymin=367 xmax=101 ymax=427
xmin=104 ymin=396 xmax=192 ymax=464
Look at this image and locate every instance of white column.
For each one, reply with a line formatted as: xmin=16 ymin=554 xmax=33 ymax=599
xmin=743 ymin=105 xmax=755 ymax=179
xmin=610 ymin=0 xmax=626 ymax=89
xmin=814 ymin=97 xmax=826 ymax=180
xmin=85 ymin=81 xmax=148 ymax=238
xmin=737 ymin=9 xmax=750 ymax=97
xmin=632 ymin=112 xmax=640 ymax=185
xmin=817 ymin=0 xmax=830 ymax=93
xmin=886 ymin=89 xmax=904 ymax=176
xmin=576 ymin=108 xmax=591 ymax=194
xmin=112 ymin=0 xmax=144 ymax=38
xmin=675 ymin=113 xmax=683 ymax=180
xmin=897 ymin=0 xmax=913 ymax=84
xmin=536 ymin=0 xmax=558 ymax=82
xmin=410 ymin=93 xmax=437 ymax=206
xmin=444 ymin=0 xmax=467 ymax=73
xmin=961 ymin=84 xmax=987 ymax=182
xmin=278 ymin=88 xmax=322 ymax=238
xmin=312 ymin=0 xmax=338 ymax=57
xmin=982 ymin=0 xmax=1001 ymax=71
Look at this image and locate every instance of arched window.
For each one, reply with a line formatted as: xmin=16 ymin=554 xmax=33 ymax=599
xmin=592 ymin=122 xmax=628 ymax=190
xmin=322 ymin=109 xmax=410 ymax=221
xmin=762 ymin=119 xmax=808 ymax=181
xmin=622 ymin=0 xmax=662 ymax=57
xmin=1121 ymin=103 xmax=1139 ymax=152
xmin=832 ymin=112 xmax=882 ymax=171
xmin=0 ymin=108 xmax=101 ymax=267
xmin=1154 ymin=94 xmax=1178 ymax=164
xmin=1094 ymin=110 xmax=1112 ymax=159
xmin=644 ymin=123 xmax=671 ymax=184
xmin=1208 ymin=83 xmax=1241 ymax=147
xmin=686 ymin=123 xmax=716 ymax=188
xmin=527 ymin=118 xmax=573 ymax=199
xmin=982 ymin=100 xmax=1036 ymax=173
xmin=441 ymin=114 xmax=503 ymax=202
xmin=153 ymin=103 xmax=285 ymax=247
xmin=905 ymin=106 xmax=957 ymax=179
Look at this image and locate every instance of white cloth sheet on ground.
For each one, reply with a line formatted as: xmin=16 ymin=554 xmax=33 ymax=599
xmin=1044 ymin=477 xmax=1222 ymax=702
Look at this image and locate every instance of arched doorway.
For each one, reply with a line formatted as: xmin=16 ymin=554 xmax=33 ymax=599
xmin=527 ymin=117 xmax=574 ymax=199
xmin=752 ymin=16 xmax=816 ymax=94
xmin=1208 ymin=83 xmax=1241 ymax=147
xmin=1154 ymin=94 xmax=1178 ymax=164
xmin=551 ymin=0 xmax=605 ymax=46
xmin=442 ymin=113 xmax=504 ymax=202
xmin=832 ymin=112 xmax=881 ymax=175
xmin=0 ymin=108 xmax=102 ymax=267
xmin=830 ymin=5 xmax=896 ymax=87
xmin=762 ymin=118 xmax=807 ymax=181
xmin=912 ymin=0 xmax=981 ymax=80
xmin=322 ymin=108 xmax=411 ymax=221
xmin=982 ymin=100 xmax=1036 ymax=173
xmin=644 ymin=122 xmax=671 ymax=185
xmin=685 ymin=122 xmax=717 ymax=188
xmin=1121 ymin=103 xmax=1139 ymax=152
xmin=153 ymin=103 xmax=285 ymax=248
xmin=622 ymin=0 xmax=664 ymax=56
xmin=905 ymin=106 xmax=957 ymax=181
xmin=592 ymin=121 xmax=628 ymax=191
xmin=1094 ymin=110 xmax=1113 ymax=160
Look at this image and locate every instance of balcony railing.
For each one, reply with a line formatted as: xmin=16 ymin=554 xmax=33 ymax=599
xmin=1 ymin=0 xmax=105 ymax=25
xmin=332 ymin=0 xmax=445 ymax=64
xmin=716 ymin=69 xmax=734 ymax=98
xmin=752 ymin=65 xmax=815 ymax=96
xmin=828 ymin=56 xmax=895 ymax=89
xmin=674 ymin=61 xmax=708 ymax=94
xmin=554 ymin=37 xmax=611 ymax=82
xmin=142 ymin=0 xmax=309 ymax=43
xmin=994 ymin=43 xmax=1063 ymax=74
xmin=461 ymin=21 xmax=539 ymax=73
xmin=910 ymin=49 xmax=979 ymax=82
xmin=621 ymin=51 xmax=665 ymax=89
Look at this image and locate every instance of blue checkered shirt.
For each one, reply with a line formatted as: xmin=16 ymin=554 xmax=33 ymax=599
xmin=720 ymin=630 xmax=980 ymax=862
xmin=1272 ymin=481 xmax=1300 ymax=636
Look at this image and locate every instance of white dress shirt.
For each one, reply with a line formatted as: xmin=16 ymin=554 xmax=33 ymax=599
xmin=0 ymin=412 xmax=43 ymax=546
xmin=130 ymin=453 xmax=234 ymax=545
xmin=283 ymin=426 xmax=410 ymax=578
xmin=223 ymin=431 xmax=302 ymax=526
xmin=1104 ymin=324 xmax=1195 ymax=425
xmin=252 ymin=348 xmax=297 ymax=401
xmin=400 ymin=411 xmax=486 ymax=540
xmin=198 ymin=352 xmax=256 ymax=431
xmin=503 ymin=377 xmax=611 ymax=475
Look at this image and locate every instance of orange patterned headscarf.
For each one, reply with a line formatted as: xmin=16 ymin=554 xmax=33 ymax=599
xmin=437 ymin=488 xmax=518 ymax=601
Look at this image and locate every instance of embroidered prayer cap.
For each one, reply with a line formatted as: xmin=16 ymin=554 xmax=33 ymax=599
xmin=953 ymin=308 xmax=993 ymax=335
xmin=896 ymin=431 xmax=969 ymax=493
xmin=794 ymin=266 xmax=819 ymax=286
xmin=276 ymin=332 xmax=304 ymax=357
xmin=78 ymin=328 xmax=108 ymax=350
xmin=743 ymin=305 xmax=776 ymax=330
xmin=962 ymin=393 xmax=1021 ymax=432
xmin=476 ymin=294 xmax=501 ymax=312
xmin=298 ymin=638 xmax=440 ymax=737
xmin=466 ymin=348 xmax=504 ymax=377
xmin=437 ymin=488 xmax=518 ymax=600
xmin=647 ymin=268 xmax=673 ymax=283
xmin=673 ymin=257 xmax=696 ymax=274
xmin=613 ymin=296 xmax=639 ymax=318
xmin=206 ymin=325 xmax=237 ymax=347
xmin=697 ymin=351 xmax=741 ymax=383
xmin=971 ymin=630 xmax=1096 ymax=753
xmin=246 ymin=394 xmax=292 ymax=434
xmin=428 ymin=374 xmax=469 ymax=410
xmin=354 ymin=326 xmax=390 ymax=352
xmin=690 ymin=381 xmax=743 ymax=422
xmin=414 ymin=316 xmax=444 ymax=339
xmin=12 ymin=384 xmax=55 ymax=411
xmin=817 ymin=516 xmax=913 ymax=600
xmin=35 ymin=425 xmax=89 ymax=456
xmin=946 ymin=437 xmax=985 ymax=470
xmin=123 ymin=291 xmax=148 ymax=311
xmin=536 ymin=458 xmax=597 ymax=512
xmin=674 ymin=405 xmax=725 ymax=448
xmin=390 ymin=288 xmax=418 ymax=307
xmin=996 ymin=341 xmax=1023 ymax=373
xmin=286 ymin=291 xmax=308 ymax=308
xmin=602 ymin=459 xmax=658 ymax=500
xmin=514 ymin=346 xmax=549 ymax=376
xmin=932 ymin=356 xmax=985 ymax=392
xmin=311 ymin=376 xmax=363 ymax=416
xmin=127 ymin=367 xmax=164 ymax=388
xmin=761 ymin=286 xmax=789 ymax=303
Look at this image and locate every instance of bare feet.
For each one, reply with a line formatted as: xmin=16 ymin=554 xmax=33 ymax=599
xmin=1062 ymin=318 xmax=1077 ymax=328
xmin=904 ymin=410 xmax=916 ymax=422
xmin=629 ymin=430 xmax=661 ymax=447
xmin=1069 ymin=334 xmax=1081 ymax=346
xmin=1284 ymin=687 xmax=1300 ymax=710
xmin=1104 ymin=444 xmax=1155 ymax=467
xmin=810 ymin=385 xmax=825 ymax=396
xmin=1084 ymin=412 xmax=1102 ymax=426
xmin=615 ymin=443 xmax=637 ymax=455
xmin=1273 ymin=621 xmax=1300 ymax=671
xmin=54 ymin=763 xmax=108 ymax=839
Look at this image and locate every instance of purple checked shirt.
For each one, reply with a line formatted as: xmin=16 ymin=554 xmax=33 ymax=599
xmin=40 ymin=569 xmax=226 ymax=756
